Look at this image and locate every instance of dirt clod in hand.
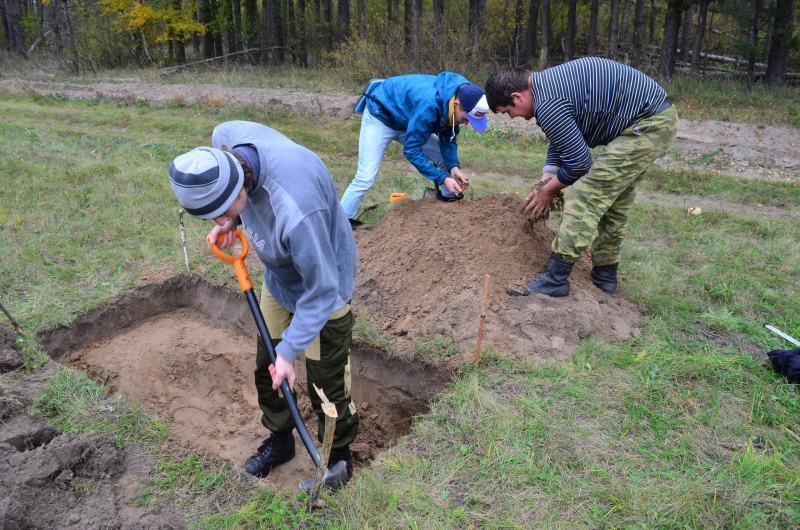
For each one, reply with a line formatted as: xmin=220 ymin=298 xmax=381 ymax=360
xmin=522 ymin=180 xmax=565 ymax=231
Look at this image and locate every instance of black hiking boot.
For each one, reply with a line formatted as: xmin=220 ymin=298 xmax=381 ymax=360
xmin=591 ymin=263 xmax=619 ymax=295
xmin=507 ymin=252 xmax=575 ymax=298
xmin=299 ymin=446 xmax=354 ymax=493
xmin=243 ymin=431 xmax=296 ymax=478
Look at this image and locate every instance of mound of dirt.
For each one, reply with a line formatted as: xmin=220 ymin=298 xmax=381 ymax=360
xmin=353 ymin=193 xmax=644 ymax=362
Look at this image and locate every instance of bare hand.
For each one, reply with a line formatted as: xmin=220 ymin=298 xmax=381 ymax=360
xmin=208 ymin=222 xmax=237 ymax=249
xmin=450 ymin=167 xmax=470 ymax=191
xmin=269 ymin=355 xmax=296 ymax=391
xmin=442 ymin=176 xmax=463 ymax=195
xmin=523 ymin=185 xmax=554 ymax=220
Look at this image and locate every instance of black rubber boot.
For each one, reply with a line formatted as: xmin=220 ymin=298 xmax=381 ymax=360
xmin=244 ymin=431 xmax=296 ymax=478
xmin=507 ymin=252 xmax=575 ymax=298
xmin=591 ymin=263 xmax=619 ymax=295
xmin=299 ymin=446 xmax=353 ymax=493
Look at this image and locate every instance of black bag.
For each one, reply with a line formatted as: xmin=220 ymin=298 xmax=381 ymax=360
xmin=766 ymin=347 xmax=800 ymax=383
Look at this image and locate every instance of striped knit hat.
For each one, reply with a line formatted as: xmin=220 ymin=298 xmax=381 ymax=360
xmin=168 ymin=147 xmax=244 ymax=220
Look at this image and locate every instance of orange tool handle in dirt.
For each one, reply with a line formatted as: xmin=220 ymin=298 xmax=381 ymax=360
xmin=207 ymin=230 xmax=321 ymax=468
xmin=389 ymin=192 xmax=407 ymax=202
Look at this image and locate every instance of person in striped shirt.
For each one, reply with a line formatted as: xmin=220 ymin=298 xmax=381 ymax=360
xmin=484 ymin=57 xmax=678 ymax=297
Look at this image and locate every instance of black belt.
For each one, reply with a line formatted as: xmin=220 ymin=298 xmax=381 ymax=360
xmin=655 ymin=96 xmax=673 ymax=114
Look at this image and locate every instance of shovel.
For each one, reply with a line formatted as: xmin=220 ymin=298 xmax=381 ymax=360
xmin=208 ymin=230 xmax=321 ymax=468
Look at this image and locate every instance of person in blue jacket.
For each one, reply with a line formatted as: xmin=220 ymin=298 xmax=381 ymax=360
xmin=341 ymin=72 xmax=489 ymax=223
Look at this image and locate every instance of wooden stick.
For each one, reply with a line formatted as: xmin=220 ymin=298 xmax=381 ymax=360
xmin=475 ymin=274 xmax=490 ymax=368
xmin=161 ymin=47 xmax=290 ymax=74
xmin=179 ymin=209 xmax=189 ymax=273
xmin=308 ymin=384 xmax=338 ymax=510
xmin=0 ymin=300 xmax=20 ymax=332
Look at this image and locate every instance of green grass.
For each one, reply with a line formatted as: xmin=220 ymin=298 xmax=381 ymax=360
xmin=1 ymin=84 xmax=799 ymax=528
xmin=34 ymin=365 xmax=169 ymax=450
xmin=667 ymin=76 xmax=800 ymax=126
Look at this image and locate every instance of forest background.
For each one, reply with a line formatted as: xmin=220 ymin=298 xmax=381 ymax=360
xmin=0 ymin=0 xmax=797 ymax=89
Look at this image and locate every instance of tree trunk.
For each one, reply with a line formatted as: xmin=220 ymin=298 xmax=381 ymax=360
xmin=523 ymin=0 xmax=540 ymax=67
xmin=231 ymin=0 xmax=242 ymax=54
xmin=658 ymin=0 xmax=684 ymax=79
xmin=286 ymin=0 xmax=296 ymax=62
xmin=221 ymin=0 xmax=239 ymax=57
xmin=679 ymin=3 xmax=694 ymax=64
xmin=762 ymin=0 xmax=775 ymax=62
xmin=357 ymin=0 xmax=366 ymax=39
xmin=746 ymin=0 xmax=763 ymax=90
xmin=619 ymin=0 xmax=633 ymax=55
xmin=405 ymin=0 xmax=419 ymax=67
xmin=631 ymin=0 xmax=646 ymax=67
xmin=649 ymin=0 xmax=657 ymax=45
xmin=337 ymin=0 xmax=349 ymax=44
xmin=538 ymin=0 xmax=550 ymax=69
xmin=765 ymin=0 xmax=796 ymax=87
xmin=588 ymin=0 xmax=599 ymax=55
xmin=608 ymin=0 xmax=620 ymax=59
xmin=323 ymin=0 xmax=333 ymax=49
xmin=52 ymin=0 xmax=80 ymax=72
xmin=513 ymin=0 xmax=526 ymax=65
xmin=298 ymin=0 xmax=308 ymax=65
xmin=212 ymin=0 xmax=223 ymax=56
xmin=200 ymin=0 xmax=214 ymax=58
xmin=261 ymin=0 xmax=272 ymax=63
xmin=433 ymin=0 xmax=445 ymax=50
xmin=243 ymin=0 xmax=258 ymax=49
xmin=563 ymin=0 xmax=578 ymax=61
xmin=469 ymin=0 xmax=486 ymax=57
xmin=2 ymin=0 xmax=25 ymax=55
xmin=690 ymin=0 xmax=709 ymax=76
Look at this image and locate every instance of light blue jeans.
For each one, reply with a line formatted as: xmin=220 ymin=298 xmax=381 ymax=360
xmin=340 ymin=107 xmax=453 ymax=219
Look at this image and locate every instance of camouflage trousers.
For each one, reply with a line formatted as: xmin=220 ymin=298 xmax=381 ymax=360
xmin=552 ymin=105 xmax=679 ymax=265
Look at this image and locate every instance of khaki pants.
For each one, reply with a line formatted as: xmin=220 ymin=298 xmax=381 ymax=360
xmin=552 ymin=106 xmax=679 ymax=264
xmin=254 ymin=286 xmax=359 ymax=449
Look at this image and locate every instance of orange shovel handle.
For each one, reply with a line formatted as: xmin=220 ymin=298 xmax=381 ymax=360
xmin=207 ymin=230 xmax=253 ymax=292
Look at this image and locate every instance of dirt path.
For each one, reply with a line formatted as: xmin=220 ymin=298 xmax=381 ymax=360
xmin=2 ymin=78 xmax=799 ymax=185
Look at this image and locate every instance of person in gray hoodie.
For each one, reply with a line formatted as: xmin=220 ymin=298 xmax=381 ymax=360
xmin=168 ymin=120 xmax=359 ymax=490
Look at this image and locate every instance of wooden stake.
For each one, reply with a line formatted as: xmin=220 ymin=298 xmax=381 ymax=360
xmin=308 ymin=384 xmax=338 ymax=510
xmin=475 ymin=274 xmax=490 ymax=368
xmin=179 ymin=209 xmax=190 ymax=273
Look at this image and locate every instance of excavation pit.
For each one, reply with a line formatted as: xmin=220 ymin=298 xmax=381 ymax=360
xmin=39 ymin=276 xmax=452 ymax=491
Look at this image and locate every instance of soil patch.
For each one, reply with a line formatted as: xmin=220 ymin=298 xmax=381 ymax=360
xmin=0 ymin=356 xmax=186 ymax=529
xmin=38 ymin=277 xmax=452 ymax=493
xmin=353 ymin=194 xmax=644 ymax=362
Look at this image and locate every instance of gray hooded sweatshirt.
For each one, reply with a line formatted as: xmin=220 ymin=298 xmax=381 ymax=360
xmin=212 ymin=121 xmax=358 ymax=363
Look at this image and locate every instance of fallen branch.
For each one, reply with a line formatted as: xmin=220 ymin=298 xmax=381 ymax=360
xmin=161 ymin=47 xmax=291 ymax=74
xmin=0 ymin=300 xmax=20 ymax=332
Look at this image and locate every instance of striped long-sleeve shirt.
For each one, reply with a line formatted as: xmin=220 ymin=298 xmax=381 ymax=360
xmin=532 ymin=57 xmax=668 ymax=186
